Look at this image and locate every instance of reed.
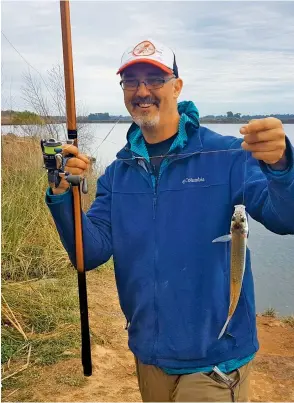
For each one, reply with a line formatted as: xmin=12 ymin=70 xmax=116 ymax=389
xmin=1 ymin=134 xmax=100 ymax=280
xmin=1 ymin=133 xmax=102 ymax=387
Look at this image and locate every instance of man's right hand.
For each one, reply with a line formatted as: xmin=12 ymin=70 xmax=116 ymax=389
xmin=51 ymin=144 xmax=90 ymax=195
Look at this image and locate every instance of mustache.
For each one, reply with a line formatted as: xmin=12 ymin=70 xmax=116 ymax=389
xmin=131 ymin=96 xmax=160 ymax=106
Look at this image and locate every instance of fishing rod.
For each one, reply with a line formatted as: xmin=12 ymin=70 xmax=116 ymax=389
xmin=59 ymin=0 xmax=92 ymax=376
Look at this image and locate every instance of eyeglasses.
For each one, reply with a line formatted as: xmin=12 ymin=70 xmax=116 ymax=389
xmin=120 ymin=75 xmax=175 ymax=91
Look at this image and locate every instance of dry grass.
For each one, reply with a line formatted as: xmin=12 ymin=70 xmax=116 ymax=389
xmin=282 ymin=315 xmax=294 ymax=327
xmin=1 ymin=134 xmax=73 ymax=280
xmin=1 ymin=133 xmax=103 ymax=389
xmin=262 ymin=307 xmax=277 ymax=318
xmin=1 ymin=134 xmax=100 ymax=280
xmin=1 ymin=274 xmax=82 ymax=391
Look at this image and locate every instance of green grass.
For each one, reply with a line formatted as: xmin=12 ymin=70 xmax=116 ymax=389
xmin=1 ymin=274 xmax=82 ymax=389
xmin=2 ymin=366 xmax=44 ymax=401
xmin=32 ymin=331 xmax=81 ymax=365
xmin=1 ymin=134 xmax=102 ymax=391
xmin=1 ymin=135 xmax=101 ymax=281
xmin=2 ymin=275 xmax=80 ymax=357
xmin=1 ymin=136 xmax=73 ymax=281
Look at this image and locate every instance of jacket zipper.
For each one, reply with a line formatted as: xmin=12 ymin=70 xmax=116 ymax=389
xmin=150 ymin=156 xmax=193 ymax=361
xmin=153 ymin=196 xmax=157 ymax=220
xmin=150 ymin=160 xmax=181 ymax=361
xmin=153 ymin=173 xmax=158 ymax=220
xmin=125 ymin=151 xmax=200 ymax=361
xmin=152 ymin=170 xmax=159 ymax=362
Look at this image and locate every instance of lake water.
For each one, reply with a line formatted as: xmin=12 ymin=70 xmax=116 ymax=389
xmin=2 ymin=123 xmax=294 ymax=315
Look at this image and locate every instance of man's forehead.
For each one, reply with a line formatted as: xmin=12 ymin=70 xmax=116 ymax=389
xmin=122 ymin=63 xmax=166 ymax=77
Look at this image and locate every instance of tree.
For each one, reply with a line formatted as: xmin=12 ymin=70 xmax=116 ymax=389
xmin=12 ymin=110 xmax=44 ymax=125
xmin=226 ymin=111 xmax=234 ymax=118
xmin=21 ymin=65 xmax=93 ymax=154
xmin=21 ymin=69 xmax=62 ymax=139
xmin=88 ymin=113 xmax=110 ymax=121
xmin=10 ymin=110 xmax=45 ymax=137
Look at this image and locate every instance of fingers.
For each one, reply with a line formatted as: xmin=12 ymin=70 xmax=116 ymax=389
xmin=241 ymin=138 xmax=285 ymax=164
xmin=66 ymin=157 xmax=89 ymax=171
xmin=61 ymin=144 xmax=90 ymax=176
xmin=76 ymin=153 xmax=91 ymax=165
xmin=50 ymin=145 xmax=90 ymax=194
xmin=240 ymin=117 xmax=283 ymax=135
xmin=250 ymin=151 xmax=285 ymax=165
xmin=51 ymin=175 xmax=70 ymax=195
xmin=239 ymin=117 xmax=286 ymax=165
xmin=242 ymin=128 xmax=285 ymax=144
xmin=62 ymin=144 xmax=79 ymax=156
xmin=65 ymin=167 xmax=86 ymax=175
xmin=62 ymin=144 xmax=90 ymax=164
xmin=241 ymin=139 xmax=285 ymax=153
xmin=64 ymin=158 xmax=89 ymax=177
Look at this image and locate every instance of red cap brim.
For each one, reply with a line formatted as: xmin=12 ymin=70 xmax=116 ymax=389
xmin=117 ymin=58 xmax=173 ymax=75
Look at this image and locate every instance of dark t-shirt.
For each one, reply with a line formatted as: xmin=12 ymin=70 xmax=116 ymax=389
xmin=145 ymin=133 xmax=178 ymax=177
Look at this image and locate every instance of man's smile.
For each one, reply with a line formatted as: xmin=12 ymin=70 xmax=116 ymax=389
xmin=134 ymin=103 xmax=157 ymax=110
xmin=131 ymin=97 xmax=160 ymax=110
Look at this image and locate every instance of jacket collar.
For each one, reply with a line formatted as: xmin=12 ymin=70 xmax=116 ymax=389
xmin=116 ymin=100 xmax=203 ymax=161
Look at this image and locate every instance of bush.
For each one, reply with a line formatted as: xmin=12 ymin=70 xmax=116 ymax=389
xmin=262 ymin=307 xmax=277 ymax=317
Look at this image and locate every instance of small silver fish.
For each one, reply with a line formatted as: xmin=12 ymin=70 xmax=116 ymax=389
xmin=212 ymin=204 xmax=249 ymax=339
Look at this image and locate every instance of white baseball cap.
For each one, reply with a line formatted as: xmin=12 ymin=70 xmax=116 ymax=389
xmin=117 ymin=39 xmax=178 ymax=77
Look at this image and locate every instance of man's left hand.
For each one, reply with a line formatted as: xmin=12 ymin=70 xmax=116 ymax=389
xmin=240 ymin=117 xmax=286 ymax=166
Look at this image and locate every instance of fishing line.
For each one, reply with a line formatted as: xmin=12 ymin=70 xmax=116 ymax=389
xmin=92 ymin=116 xmax=122 ymax=155
xmin=2 ymin=30 xmax=124 ymax=149
xmin=116 ymin=147 xmax=245 ymax=161
xmin=2 ymin=29 xmax=250 ymax=196
xmin=84 ymin=148 xmax=250 ymax=322
xmin=2 ymin=31 xmax=68 ymax=138
xmin=242 ymin=150 xmax=248 ymax=205
xmin=115 ymin=146 xmax=249 ymax=204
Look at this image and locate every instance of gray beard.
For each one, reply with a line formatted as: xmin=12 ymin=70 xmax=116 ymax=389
xmin=133 ymin=114 xmax=160 ymax=129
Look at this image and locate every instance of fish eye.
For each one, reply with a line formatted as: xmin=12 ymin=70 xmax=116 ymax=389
xmin=232 ymin=216 xmax=235 ymax=221
xmin=241 ymin=218 xmax=245 ymax=222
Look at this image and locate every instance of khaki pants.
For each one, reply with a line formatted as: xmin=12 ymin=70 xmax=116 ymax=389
xmin=135 ymin=357 xmax=252 ymax=402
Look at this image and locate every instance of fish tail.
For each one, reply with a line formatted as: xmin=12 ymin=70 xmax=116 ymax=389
xmin=218 ymin=316 xmax=232 ymax=339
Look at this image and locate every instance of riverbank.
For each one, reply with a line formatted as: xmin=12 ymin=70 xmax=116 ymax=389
xmin=1 ymin=133 xmax=293 ymax=402
xmin=3 ymin=119 xmax=294 ymax=125
xmin=2 ymin=267 xmax=294 ymax=402
xmin=3 ymin=116 xmax=294 ymax=125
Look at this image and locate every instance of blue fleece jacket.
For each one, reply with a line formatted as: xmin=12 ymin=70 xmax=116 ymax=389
xmin=46 ymin=101 xmax=294 ymax=370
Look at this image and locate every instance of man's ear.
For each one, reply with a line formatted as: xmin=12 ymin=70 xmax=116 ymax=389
xmin=173 ymin=78 xmax=183 ymax=99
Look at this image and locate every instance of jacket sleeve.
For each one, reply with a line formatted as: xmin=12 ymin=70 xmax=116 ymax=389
xmin=45 ymin=165 xmax=113 ymax=270
xmin=230 ymin=136 xmax=294 ymax=235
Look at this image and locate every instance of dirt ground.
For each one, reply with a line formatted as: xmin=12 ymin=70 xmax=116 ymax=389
xmin=2 ymin=269 xmax=294 ymax=402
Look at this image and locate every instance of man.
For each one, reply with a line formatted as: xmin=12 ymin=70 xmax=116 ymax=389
xmin=46 ymin=39 xmax=294 ymax=402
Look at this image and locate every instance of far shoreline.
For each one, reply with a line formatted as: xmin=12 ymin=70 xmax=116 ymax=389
xmin=2 ymin=120 xmax=294 ymax=126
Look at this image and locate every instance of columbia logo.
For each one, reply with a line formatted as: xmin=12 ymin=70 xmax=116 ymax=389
xmin=182 ymin=177 xmax=205 ymax=184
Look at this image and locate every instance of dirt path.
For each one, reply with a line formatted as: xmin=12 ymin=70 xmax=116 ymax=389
xmin=3 ymin=269 xmax=294 ymax=402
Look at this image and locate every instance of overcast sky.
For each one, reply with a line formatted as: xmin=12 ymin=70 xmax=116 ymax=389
xmin=1 ymin=1 xmax=294 ymax=117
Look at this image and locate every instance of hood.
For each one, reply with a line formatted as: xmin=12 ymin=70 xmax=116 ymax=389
xmin=117 ymin=100 xmax=201 ymax=161
xmin=126 ymin=100 xmax=200 ymax=143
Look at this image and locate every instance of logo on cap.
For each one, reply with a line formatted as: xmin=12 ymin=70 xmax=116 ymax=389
xmin=133 ymin=41 xmax=155 ymax=57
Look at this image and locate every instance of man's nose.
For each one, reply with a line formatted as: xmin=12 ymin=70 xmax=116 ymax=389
xmin=135 ymin=81 xmax=151 ymax=97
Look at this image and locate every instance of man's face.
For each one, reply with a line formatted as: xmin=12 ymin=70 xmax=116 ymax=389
xmin=121 ymin=63 xmax=182 ymax=129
